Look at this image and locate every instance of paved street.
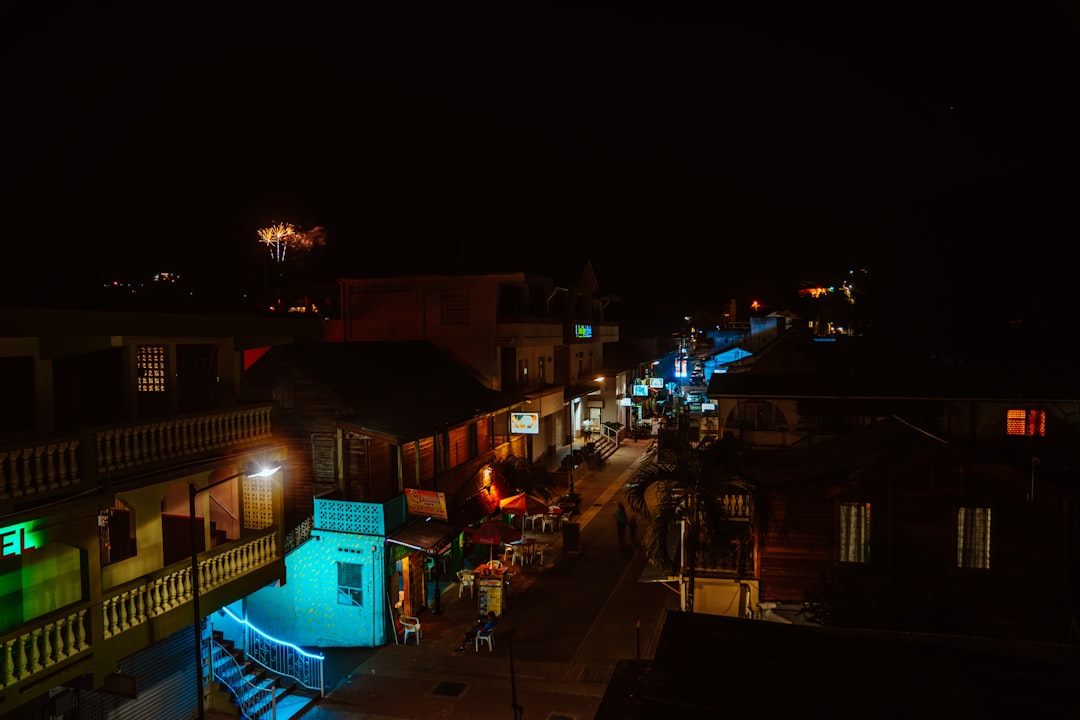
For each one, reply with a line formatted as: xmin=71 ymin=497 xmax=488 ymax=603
xmin=301 ymin=439 xmax=678 ymax=720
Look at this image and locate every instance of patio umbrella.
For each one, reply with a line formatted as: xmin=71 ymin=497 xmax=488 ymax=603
xmin=464 ymin=518 xmax=523 ymax=562
xmin=498 ymin=493 xmax=549 ymax=533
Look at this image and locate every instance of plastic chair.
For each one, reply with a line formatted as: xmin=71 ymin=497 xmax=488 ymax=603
xmin=533 ymin=543 xmax=547 ymax=565
xmin=475 ymin=628 xmax=494 ymax=652
xmin=458 ymin=570 xmax=475 ymax=598
xmin=488 ymin=559 xmax=503 ymax=569
xmin=509 ymin=544 xmax=525 ymax=566
xmin=400 ymin=615 xmax=422 ymax=645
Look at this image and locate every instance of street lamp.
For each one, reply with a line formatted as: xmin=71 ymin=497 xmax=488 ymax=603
xmin=190 ymin=464 xmax=280 ymax=720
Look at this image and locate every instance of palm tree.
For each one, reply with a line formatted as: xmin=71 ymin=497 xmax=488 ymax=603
xmin=625 ymin=434 xmax=769 ymax=613
xmin=490 ymin=455 xmax=556 ymax=502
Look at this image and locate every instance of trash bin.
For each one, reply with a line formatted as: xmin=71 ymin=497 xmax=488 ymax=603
xmin=562 ymin=521 xmax=581 ymax=557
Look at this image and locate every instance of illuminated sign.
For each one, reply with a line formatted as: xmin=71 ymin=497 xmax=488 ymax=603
xmin=650 ymin=377 xmax=664 ymax=388
xmin=1 ymin=522 xmax=38 ymax=556
xmin=405 ymin=489 xmax=448 ymax=520
xmin=632 ymin=384 xmax=649 ymax=397
xmin=510 ymin=412 xmax=540 ymax=434
xmin=574 ymin=324 xmax=593 ymax=338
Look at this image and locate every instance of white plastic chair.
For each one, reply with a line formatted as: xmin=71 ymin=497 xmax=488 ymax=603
xmin=509 ymin=544 xmax=525 ymax=566
xmin=475 ymin=627 xmax=494 ymax=652
xmin=400 ymin=615 xmax=422 ymax=645
xmin=488 ymin=559 xmax=503 ymax=569
xmin=458 ymin=569 xmax=475 ymax=598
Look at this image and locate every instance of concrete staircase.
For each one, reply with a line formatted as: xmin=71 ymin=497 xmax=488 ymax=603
xmin=210 ymin=630 xmax=319 ymax=720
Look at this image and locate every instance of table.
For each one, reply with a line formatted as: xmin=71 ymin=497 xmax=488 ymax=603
xmin=507 ymin=537 xmax=537 ymax=564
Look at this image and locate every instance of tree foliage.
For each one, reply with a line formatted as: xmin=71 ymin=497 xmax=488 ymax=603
xmin=490 ymin=455 xmax=556 ymax=502
xmin=624 ymin=434 xmax=770 ymax=613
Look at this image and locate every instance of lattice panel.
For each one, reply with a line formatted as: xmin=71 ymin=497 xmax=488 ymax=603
xmin=316 ymin=499 xmax=384 ymax=534
xmin=243 ymin=475 xmax=273 ymax=529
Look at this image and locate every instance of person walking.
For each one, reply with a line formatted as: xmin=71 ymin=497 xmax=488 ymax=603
xmin=615 ymin=502 xmax=628 ymax=547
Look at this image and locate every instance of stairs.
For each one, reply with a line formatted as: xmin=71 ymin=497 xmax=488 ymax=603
xmin=211 ymin=630 xmax=320 ymax=720
xmin=595 ymin=435 xmax=619 ymax=462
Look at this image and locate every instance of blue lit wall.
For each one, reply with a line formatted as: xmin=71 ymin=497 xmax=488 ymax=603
xmin=243 ymin=530 xmax=389 ymax=647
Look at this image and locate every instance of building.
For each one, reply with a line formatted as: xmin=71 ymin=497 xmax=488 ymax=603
xmin=326 ymin=263 xmax=624 ymax=464
xmin=0 ymin=308 xmax=322 ymax=719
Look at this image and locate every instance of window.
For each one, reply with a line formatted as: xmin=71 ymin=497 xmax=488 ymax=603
xmin=439 ymin=293 xmax=469 ymax=325
xmin=838 ymin=502 xmax=870 ymax=563
xmin=725 ymin=400 xmax=789 ymax=432
xmin=1006 ymin=409 xmax=1045 ymax=437
xmin=136 ymin=345 xmax=167 ymax=393
xmin=337 ymin=562 xmax=363 ymax=606
xmin=957 ymin=507 xmax=991 ymax=569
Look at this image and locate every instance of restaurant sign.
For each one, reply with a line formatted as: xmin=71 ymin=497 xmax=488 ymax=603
xmin=405 ymin=489 xmax=449 ymax=520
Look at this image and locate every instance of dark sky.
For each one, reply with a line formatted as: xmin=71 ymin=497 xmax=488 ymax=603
xmin=4 ymin=6 xmax=1078 ymax=338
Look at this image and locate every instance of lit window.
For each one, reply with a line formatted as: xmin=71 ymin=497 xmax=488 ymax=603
xmin=838 ymin=502 xmax=870 ymax=564
xmin=1006 ymin=409 xmax=1045 ymax=437
xmin=957 ymin=507 xmax=991 ymax=569
xmin=337 ymin=562 xmax=363 ymax=606
xmin=137 ymin=345 xmax=167 ymax=393
xmin=440 ymin=293 xmax=469 ymax=325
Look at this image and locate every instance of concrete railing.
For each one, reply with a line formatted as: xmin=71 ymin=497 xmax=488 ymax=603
xmin=101 ymin=529 xmax=278 ymax=640
xmin=0 ymin=405 xmax=274 ymax=504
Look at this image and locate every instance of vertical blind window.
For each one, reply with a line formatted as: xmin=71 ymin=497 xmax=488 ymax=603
xmin=838 ymin=502 xmax=870 ymax=564
xmin=957 ymin=507 xmax=991 ymax=569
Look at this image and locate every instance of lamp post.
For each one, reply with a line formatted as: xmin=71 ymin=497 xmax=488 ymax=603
xmin=190 ymin=464 xmax=280 ymax=720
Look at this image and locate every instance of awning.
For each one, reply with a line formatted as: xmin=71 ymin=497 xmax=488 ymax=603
xmin=386 ymin=519 xmax=458 ymax=552
xmin=564 ymin=382 xmax=602 ymax=402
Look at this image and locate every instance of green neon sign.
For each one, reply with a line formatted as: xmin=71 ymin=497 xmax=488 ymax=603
xmin=0 ymin=522 xmax=39 ymax=556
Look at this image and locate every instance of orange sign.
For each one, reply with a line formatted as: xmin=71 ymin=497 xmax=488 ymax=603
xmin=405 ymin=489 xmax=448 ymax=520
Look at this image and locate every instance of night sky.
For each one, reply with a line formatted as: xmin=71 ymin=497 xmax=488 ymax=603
xmin=4 ymin=7 xmax=1078 ymax=344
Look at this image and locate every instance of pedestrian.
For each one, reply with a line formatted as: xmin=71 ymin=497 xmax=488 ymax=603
xmin=615 ymin=502 xmax=628 ymax=547
xmin=456 ymin=611 xmax=497 ymax=652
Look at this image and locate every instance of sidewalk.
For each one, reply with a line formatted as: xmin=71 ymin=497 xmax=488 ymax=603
xmin=300 ymin=436 xmax=678 ymax=720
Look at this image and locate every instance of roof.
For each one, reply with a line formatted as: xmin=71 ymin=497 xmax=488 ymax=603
xmin=707 ymin=328 xmax=1080 ymax=400
xmin=259 ymin=340 xmax=527 ymax=442
xmin=564 ymin=382 xmax=602 ymax=402
xmin=386 ymin=519 xmax=458 ymax=552
xmin=595 ymin=611 xmax=1080 ymax=719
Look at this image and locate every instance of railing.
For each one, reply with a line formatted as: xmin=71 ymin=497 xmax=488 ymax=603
xmin=219 ymin=607 xmax=324 ymax=696
xmin=0 ymin=405 xmax=275 ymax=504
xmin=0 ymin=609 xmax=90 ymax=689
xmin=102 ymin=529 xmax=278 ymax=639
xmin=96 ymin=406 xmax=274 ymax=475
xmin=0 ymin=437 xmax=82 ymax=500
xmin=283 ymin=516 xmax=314 ymax=553
xmin=211 ymin=638 xmax=277 ymax=720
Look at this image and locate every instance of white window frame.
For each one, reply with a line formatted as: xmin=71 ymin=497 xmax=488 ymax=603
xmin=957 ymin=507 xmax=991 ymax=569
xmin=838 ymin=502 xmax=870 ymax=564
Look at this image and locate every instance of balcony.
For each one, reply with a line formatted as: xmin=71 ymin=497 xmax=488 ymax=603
xmin=0 ymin=404 xmax=287 ymax=714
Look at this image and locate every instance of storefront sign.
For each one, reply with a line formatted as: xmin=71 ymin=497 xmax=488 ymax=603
xmin=405 ymin=489 xmax=448 ymax=520
xmin=1 ymin=522 xmax=38 ymax=556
